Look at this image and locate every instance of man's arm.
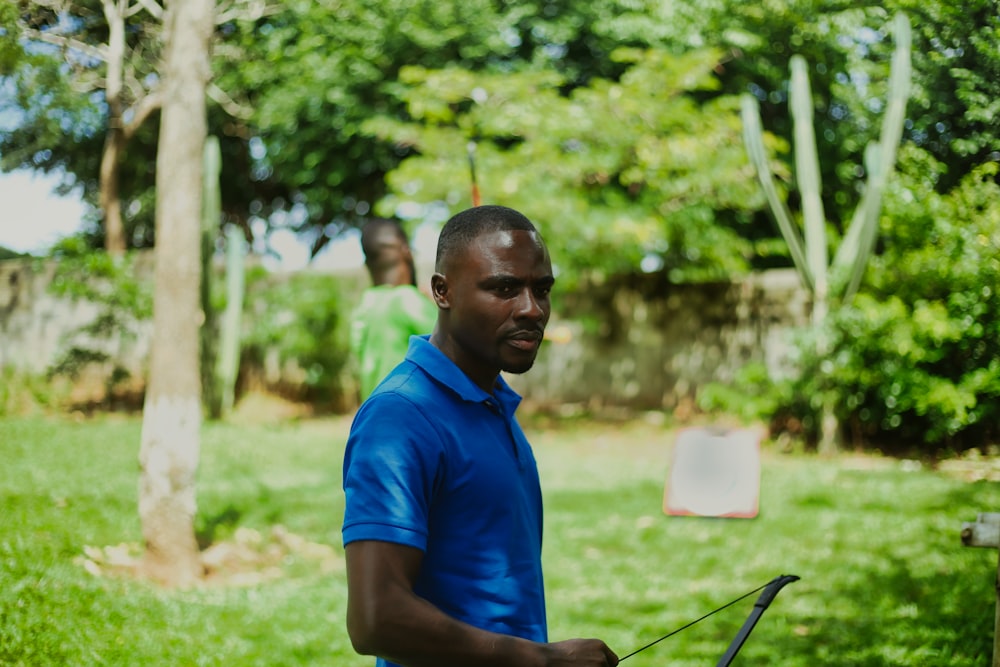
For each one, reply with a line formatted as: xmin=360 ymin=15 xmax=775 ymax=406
xmin=345 ymin=540 xmax=619 ymax=667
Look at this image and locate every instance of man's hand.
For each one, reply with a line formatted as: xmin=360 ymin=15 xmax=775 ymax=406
xmin=544 ymin=638 xmax=619 ymax=666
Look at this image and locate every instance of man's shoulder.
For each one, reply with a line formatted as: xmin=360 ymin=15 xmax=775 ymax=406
xmin=354 ymin=365 xmax=458 ymax=444
xmin=369 ymin=359 xmax=449 ymax=407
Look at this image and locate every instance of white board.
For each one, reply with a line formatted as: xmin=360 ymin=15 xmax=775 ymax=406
xmin=663 ymin=427 xmax=761 ymax=518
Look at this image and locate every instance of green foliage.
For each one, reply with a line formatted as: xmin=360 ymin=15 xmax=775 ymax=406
xmin=0 ymin=2 xmax=18 ymax=59
xmin=700 ymin=0 xmax=998 ymax=272
xmin=739 ymin=13 xmax=912 ymax=453
xmin=242 ymin=271 xmax=352 ymax=406
xmin=696 ymin=362 xmax=794 ymax=425
xmin=2 ymin=414 xmax=997 ymax=665
xmin=214 ymin=0 xmax=675 ymax=254
xmin=369 ymin=48 xmax=765 ymax=286
xmin=0 ymin=245 xmax=28 ymax=261
xmin=47 ymin=245 xmax=149 ymax=309
xmin=741 ymin=12 xmax=912 ymax=300
xmin=885 ymin=0 xmax=1000 ymax=191
xmin=45 ymin=241 xmax=152 ymax=401
xmin=783 ymin=156 xmax=1000 ymax=451
xmin=0 ymin=3 xmax=158 ymax=248
xmin=694 ymin=2 xmax=898 ymax=234
xmin=6 ymin=0 xmax=994 ymax=275
xmin=0 ymin=367 xmax=66 ymax=417
xmin=699 ymin=153 xmax=999 ymax=453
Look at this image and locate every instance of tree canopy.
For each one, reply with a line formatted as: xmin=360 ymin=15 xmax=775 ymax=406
xmin=2 ymin=0 xmax=996 ymax=279
xmin=363 ymin=48 xmax=766 ymax=283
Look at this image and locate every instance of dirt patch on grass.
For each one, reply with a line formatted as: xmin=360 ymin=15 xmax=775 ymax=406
xmin=77 ymin=524 xmax=343 ymax=588
xmin=230 ymin=391 xmax=318 ymax=424
xmin=936 ymin=453 xmax=1000 ymax=482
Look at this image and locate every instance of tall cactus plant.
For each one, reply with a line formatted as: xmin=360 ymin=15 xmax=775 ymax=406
xmin=740 ymin=12 xmax=911 ymax=454
xmin=199 ymin=135 xmax=247 ymax=419
xmin=200 ymin=135 xmax=223 ymax=417
xmin=216 ymin=224 xmax=246 ymax=418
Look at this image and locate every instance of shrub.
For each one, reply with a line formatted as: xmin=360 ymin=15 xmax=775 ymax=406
xmin=792 ymin=156 xmax=1000 ymax=452
xmin=697 ymin=361 xmax=790 ymax=423
xmin=242 ymin=270 xmax=353 ymax=408
xmin=0 ymin=367 xmax=68 ymax=416
xmin=701 ymin=155 xmax=1000 ymax=454
xmin=45 ymin=240 xmax=152 ymax=407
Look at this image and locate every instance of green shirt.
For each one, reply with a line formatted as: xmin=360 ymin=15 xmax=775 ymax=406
xmin=349 ymin=284 xmax=438 ymax=400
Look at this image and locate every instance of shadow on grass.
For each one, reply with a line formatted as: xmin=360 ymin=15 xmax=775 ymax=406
xmin=195 ymin=482 xmax=284 ymax=548
xmin=196 ymin=503 xmax=244 ymax=548
xmin=779 ymin=553 xmax=995 ymax=665
xmin=542 ymin=477 xmax=996 ymax=666
xmin=195 ymin=477 xmax=341 ymax=549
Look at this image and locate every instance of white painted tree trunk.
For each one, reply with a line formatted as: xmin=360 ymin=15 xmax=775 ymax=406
xmin=138 ymin=0 xmax=214 ymax=588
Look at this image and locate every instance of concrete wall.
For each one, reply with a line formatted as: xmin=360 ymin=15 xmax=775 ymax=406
xmin=505 ymin=268 xmax=810 ymax=411
xmin=0 ymin=255 xmax=810 ymax=411
xmin=0 ymin=257 xmax=153 ymax=403
xmin=1 ymin=259 xmax=66 ymax=373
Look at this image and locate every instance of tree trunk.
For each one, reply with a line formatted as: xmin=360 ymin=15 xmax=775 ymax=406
xmin=100 ymin=128 xmax=126 ymax=256
xmin=100 ymin=1 xmax=127 ymax=256
xmin=137 ymin=0 xmax=214 ymax=588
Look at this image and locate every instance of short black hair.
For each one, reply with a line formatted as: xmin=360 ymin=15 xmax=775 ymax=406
xmin=435 ymin=205 xmax=538 ymax=271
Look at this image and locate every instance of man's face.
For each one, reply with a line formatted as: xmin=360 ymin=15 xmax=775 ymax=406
xmin=432 ymin=229 xmax=554 ymax=392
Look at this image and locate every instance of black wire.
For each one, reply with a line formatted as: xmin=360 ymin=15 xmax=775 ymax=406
xmin=618 ymin=580 xmax=772 ymax=662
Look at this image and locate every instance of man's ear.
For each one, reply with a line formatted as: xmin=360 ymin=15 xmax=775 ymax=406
xmin=430 ymin=273 xmax=449 ymax=307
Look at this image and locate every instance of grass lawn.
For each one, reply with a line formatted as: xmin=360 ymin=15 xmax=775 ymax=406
xmin=1 ymin=409 xmax=997 ymax=666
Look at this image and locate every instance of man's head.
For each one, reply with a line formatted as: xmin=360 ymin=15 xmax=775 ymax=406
xmin=430 ymin=205 xmax=554 ymax=393
xmin=360 ymin=218 xmax=417 ymax=287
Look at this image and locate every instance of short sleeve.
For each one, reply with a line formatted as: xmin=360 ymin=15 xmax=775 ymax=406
xmin=341 ymin=392 xmax=443 ymax=551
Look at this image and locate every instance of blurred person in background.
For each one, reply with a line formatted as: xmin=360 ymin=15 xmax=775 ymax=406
xmin=350 ymin=218 xmax=437 ymax=401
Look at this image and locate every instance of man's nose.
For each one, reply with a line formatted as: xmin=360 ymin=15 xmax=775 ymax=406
xmin=514 ymin=289 xmax=545 ymax=320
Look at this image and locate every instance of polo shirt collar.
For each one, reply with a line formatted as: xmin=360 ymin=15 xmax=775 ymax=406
xmin=407 ymin=335 xmax=522 ymax=417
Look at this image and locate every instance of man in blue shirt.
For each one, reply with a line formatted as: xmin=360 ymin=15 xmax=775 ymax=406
xmin=342 ymin=205 xmax=619 ymax=667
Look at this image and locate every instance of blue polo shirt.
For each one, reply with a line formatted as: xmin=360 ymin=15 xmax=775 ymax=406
xmin=342 ymin=335 xmax=547 ymax=661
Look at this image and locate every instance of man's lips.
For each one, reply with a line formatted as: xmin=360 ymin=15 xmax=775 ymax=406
xmin=506 ymin=330 xmax=543 ymax=351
